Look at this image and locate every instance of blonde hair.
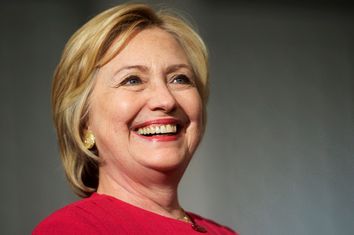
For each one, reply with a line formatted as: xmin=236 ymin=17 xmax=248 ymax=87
xmin=52 ymin=3 xmax=209 ymax=197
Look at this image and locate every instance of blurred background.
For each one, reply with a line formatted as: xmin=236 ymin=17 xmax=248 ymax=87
xmin=1 ymin=0 xmax=353 ymax=234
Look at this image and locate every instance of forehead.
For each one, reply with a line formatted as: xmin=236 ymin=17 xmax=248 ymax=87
xmin=106 ymin=27 xmax=190 ymax=68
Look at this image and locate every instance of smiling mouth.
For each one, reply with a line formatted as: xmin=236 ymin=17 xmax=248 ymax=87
xmin=132 ymin=118 xmax=182 ymax=141
xmin=136 ymin=124 xmax=178 ymax=136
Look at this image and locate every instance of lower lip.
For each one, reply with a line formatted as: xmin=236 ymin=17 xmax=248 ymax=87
xmin=133 ymin=132 xmax=180 ymax=142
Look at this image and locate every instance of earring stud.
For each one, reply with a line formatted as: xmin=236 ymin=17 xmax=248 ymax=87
xmin=83 ymin=130 xmax=95 ymax=149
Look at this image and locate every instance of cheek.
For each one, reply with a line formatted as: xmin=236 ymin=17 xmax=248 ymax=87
xmin=89 ymin=93 xmax=142 ymax=158
xmin=105 ymin=92 xmax=137 ymax=117
xmin=190 ymin=93 xmax=203 ymax=123
xmin=177 ymin=90 xmax=203 ymax=126
xmin=89 ymin=92 xmax=141 ymax=138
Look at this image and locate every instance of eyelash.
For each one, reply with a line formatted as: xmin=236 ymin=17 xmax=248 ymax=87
xmin=171 ymin=74 xmax=193 ymax=85
xmin=120 ymin=75 xmax=142 ymax=86
xmin=118 ymin=74 xmax=194 ymax=87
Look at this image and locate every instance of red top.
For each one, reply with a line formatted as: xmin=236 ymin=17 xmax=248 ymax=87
xmin=33 ymin=193 xmax=238 ymax=235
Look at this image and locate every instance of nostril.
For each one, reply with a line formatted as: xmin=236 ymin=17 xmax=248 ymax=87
xmin=148 ymin=90 xmax=177 ymax=112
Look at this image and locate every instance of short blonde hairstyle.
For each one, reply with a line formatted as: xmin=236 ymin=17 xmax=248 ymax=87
xmin=52 ymin=3 xmax=209 ymax=197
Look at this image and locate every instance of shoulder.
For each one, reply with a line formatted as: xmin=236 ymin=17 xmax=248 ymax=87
xmin=188 ymin=212 xmax=239 ymax=235
xmin=32 ymin=194 xmax=115 ymax=235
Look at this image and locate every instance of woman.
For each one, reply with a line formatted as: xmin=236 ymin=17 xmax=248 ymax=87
xmin=33 ymin=3 xmax=237 ymax=234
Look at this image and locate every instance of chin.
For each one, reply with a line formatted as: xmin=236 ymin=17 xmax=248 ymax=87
xmin=136 ymin=150 xmax=191 ymax=173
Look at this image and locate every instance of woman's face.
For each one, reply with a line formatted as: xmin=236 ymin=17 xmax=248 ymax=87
xmin=88 ymin=27 xmax=203 ymax=175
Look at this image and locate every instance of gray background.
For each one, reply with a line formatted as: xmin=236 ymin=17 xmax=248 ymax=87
xmin=1 ymin=0 xmax=353 ymax=234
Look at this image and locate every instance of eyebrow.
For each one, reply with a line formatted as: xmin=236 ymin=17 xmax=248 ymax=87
xmin=113 ymin=63 xmax=192 ymax=76
xmin=113 ymin=65 xmax=148 ymax=76
xmin=165 ymin=64 xmax=192 ymax=74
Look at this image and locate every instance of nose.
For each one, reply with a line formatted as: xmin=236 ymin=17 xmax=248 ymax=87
xmin=147 ymin=82 xmax=177 ymax=113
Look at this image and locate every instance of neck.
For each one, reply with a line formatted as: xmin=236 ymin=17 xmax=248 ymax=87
xmin=97 ymin=164 xmax=186 ymax=220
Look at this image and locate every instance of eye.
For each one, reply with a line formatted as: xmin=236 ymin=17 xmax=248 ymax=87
xmin=171 ymin=74 xmax=193 ymax=85
xmin=121 ymin=75 xmax=142 ymax=86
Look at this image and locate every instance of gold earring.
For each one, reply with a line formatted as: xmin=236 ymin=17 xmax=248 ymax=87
xmin=83 ymin=130 xmax=95 ymax=149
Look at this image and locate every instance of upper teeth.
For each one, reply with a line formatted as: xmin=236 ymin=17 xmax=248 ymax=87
xmin=137 ymin=124 xmax=177 ymax=135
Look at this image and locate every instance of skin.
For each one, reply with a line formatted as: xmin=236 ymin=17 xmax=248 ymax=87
xmin=87 ymin=27 xmax=204 ymax=219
